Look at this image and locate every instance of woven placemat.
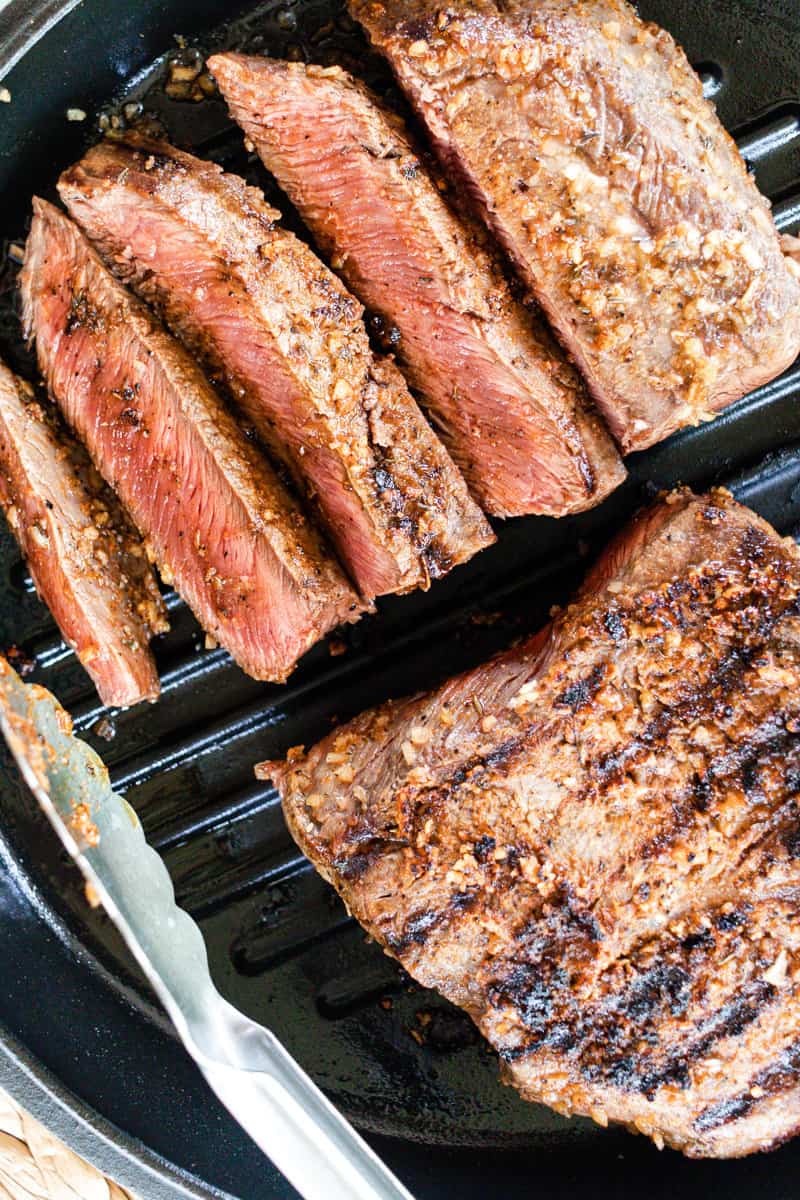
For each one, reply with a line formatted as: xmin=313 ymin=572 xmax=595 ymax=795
xmin=0 ymin=1087 xmax=136 ymax=1200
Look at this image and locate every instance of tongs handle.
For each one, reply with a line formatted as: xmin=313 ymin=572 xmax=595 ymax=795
xmin=193 ymin=1006 xmax=414 ymax=1200
xmin=0 ymin=660 xmax=415 ymax=1200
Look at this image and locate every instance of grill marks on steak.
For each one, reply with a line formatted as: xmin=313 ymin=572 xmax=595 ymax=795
xmin=58 ymin=138 xmax=493 ymax=598
xmin=20 ymin=199 xmax=361 ymax=683
xmin=0 ymin=358 xmax=166 ymax=707
xmin=351 ymin=0 xmax=800 ymax=452
xmin=266 ymin=489 xmax=800 ymax=1156
xmin=207 ymin=54 xmax=625 ymax=518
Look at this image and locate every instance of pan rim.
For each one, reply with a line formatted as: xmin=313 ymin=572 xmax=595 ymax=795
xmin=0 ymin=1024 xmax=225 ymax=1200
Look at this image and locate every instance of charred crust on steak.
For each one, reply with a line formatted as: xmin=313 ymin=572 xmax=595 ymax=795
xmin=273 ymin=485 xmax=800 ymax=1153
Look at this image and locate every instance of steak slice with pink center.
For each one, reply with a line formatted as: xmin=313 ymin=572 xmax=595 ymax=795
xmin=0 ymin=356 xmax=166 ymax=708
xmin=20 ymin=199 xmax=362 ymax=684
xmin=59 ymin=138 xmax=494 ymax=597
xmin=351 ymin=0 xmax=800 ymax=452
xmin=207 ymin=53 xmax=625 ymax=518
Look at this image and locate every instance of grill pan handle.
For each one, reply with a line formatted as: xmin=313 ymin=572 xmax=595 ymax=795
xmin=0 ymin=658 xmax=414 ymax=1200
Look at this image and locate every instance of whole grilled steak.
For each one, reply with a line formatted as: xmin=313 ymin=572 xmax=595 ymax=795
xmin=351 ymin=0 xmax=800 ymax=452
xmin=20 ymin=199 xmax=361 ymax=683
xmin=59 ymin=138 xmax=494 ymax=598
xmin=0 ymin=357 xmax=166 ymax=708
xmin=266 ymin=488 xmax=800 ymax=1156
xmin=208 ymin=53 xmax=625 ymax=519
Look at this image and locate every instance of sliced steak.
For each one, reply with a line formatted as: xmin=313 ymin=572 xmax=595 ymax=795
xmin=20 ymin=199 xmax=361 ymax=683
xmin=351 ymin=0 xmax=800 ymax=452
xmin=265 ymin=488 xmax=800 ymax=1156
xmin=208 ymin=54 xmax=625 ymax=519
xmin=0 ymin=357 xmax=166 ymax=708
xmin=59 ymin=137 xmax=494 ymax=597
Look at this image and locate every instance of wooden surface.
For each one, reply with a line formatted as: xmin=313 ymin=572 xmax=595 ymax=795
xmin=0 ymin=1087 xmax=135 ymax=1200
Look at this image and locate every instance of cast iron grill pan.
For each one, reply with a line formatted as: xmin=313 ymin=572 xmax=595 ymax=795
xmin=2 ymin=1 xmax=800 ymax=1196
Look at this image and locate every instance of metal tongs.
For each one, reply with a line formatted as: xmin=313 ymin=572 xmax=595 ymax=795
xmin=0 ymin=658 xmax=414 ymax=1200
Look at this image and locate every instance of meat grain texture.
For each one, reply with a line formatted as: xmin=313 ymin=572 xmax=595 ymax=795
xmin=59 ymin=137 xmax=494 ymax=599
xmin=209 ymin=52 xmax=625 ymax=518
xmin=351 ymin=0 xmax=800 ymax=451
xmin=20 ymin=199 xmax=362 ymax=683
xmin=267 ymin=489 xmax=800 ymax=1157
xmin=0 ymin=356 xmax=166 ymax=707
